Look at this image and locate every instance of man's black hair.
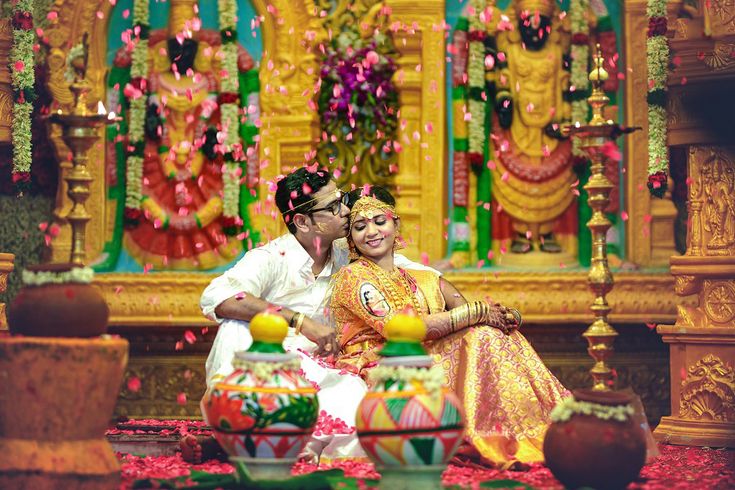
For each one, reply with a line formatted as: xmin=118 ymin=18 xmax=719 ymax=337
xmin=346 ymin=185 xmax=396 ymax=209
xmin=275 ymin=166 xmax=332 ymax=234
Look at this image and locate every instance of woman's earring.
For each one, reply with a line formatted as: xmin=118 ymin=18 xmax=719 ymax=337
xmin=348 ymin=240 xmax=360 ymax=260
xmin=393 ymin=233 xmax=406 ymax=252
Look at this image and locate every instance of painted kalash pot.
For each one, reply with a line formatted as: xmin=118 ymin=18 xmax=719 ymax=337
xmin=356 ymin=313 xmax=465 ymax=482
xmin=202 ymin=313 xmax=318 ymax=464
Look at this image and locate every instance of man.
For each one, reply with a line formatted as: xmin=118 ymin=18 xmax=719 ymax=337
xmin=184 ymin=166 xmax=433 ymax=463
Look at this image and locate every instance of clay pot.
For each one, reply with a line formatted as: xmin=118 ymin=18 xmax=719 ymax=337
xmin=543 ymin=389 xmax=647 ymax=490
xmin=0 ymin=336 xmax=129 ymax=489
xmin=356 ymin=356 xmax=465 ymax=467
xmin=202 ymin=313 xmax=319 ymax=461
xmin=8 ymin=263 xmax=108 ymax=337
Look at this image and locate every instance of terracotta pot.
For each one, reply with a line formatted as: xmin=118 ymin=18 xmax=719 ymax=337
xmin=0 ymin=336 xmax=129 ymax=489
xmin=356 ymin=356 xmax=465 ymax=467
xmin=8 ymin=263 xmax=108 ymax=337
xmin=543 ymin=389 xmax=647 ymax=490
xmin=202 ymin=350 xmax=319 ymax=460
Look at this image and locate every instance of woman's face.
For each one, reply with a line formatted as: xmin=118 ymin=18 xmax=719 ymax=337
xmin=350 ymin=210 xmax=398 ymax=261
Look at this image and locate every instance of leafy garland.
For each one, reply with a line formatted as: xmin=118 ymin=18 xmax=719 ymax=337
xmin=10 ymin=0 xmax=36 ymax=193
xmin=570 ymin=0 xmax=590 ymax=158
xmin=550 ymin=396 xmax=634 ymax=423
xmin=646 ymin=0 xmax=669 ymax=198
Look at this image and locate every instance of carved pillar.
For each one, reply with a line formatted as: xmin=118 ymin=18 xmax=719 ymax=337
xmin=0 ymin=19 xmax=12 ymax=144
xmin=384 ymin=0 xmax=447 ymax=261
xmin=654 ymin=146 xmax=735 ymax=447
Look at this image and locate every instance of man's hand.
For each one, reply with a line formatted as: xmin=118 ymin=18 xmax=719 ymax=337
xmin=299 ymin=316 xmax=339 ymax=357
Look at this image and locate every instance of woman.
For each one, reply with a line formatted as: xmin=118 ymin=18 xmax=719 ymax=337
xmin=329 ymin=187 xmax=570 ymax=469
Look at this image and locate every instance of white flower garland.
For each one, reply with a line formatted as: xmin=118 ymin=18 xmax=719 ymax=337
xmin=218 ymin=0 xmax=241 ymax=222
xmin=368 ymin=364 xmax=445 ymax=395
xmin=232 ymin=357 xmax=301 ymax=382
xmin=22 ymin=266 xmax=95 ymax=286
xmin=646 ymin=0 xmax=669 ymax=185
xmin=550 ymin=396 xmax=635 ymax=423
xmin=124 ymin=0 xmax=150 ymax=211
xmin=570 ymin=0 xmax=590 ymax=158
xmin=467 ymin=0 xmax=486 ymax=158
xmin=10 ymin=0 xmax=35 ymax=183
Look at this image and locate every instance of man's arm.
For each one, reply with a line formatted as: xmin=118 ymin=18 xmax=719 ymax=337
xmin=214 ymin=293 xmax=338 ymax=356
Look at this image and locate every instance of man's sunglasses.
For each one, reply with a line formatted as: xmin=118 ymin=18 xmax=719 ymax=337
xmin=309 ymin=191 xmax=350 ymax=216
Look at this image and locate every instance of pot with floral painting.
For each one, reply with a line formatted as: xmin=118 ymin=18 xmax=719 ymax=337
xmin=543 ymin=389 xmax=646 ymax=490
xmin=356 ymin=313 xmax=465 ymax=488
xmin=202 ymin=312 xmax=319 ymax=479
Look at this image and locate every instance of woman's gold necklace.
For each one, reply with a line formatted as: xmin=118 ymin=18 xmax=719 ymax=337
xmin=362 ymin=259 xmax=425 ymax=316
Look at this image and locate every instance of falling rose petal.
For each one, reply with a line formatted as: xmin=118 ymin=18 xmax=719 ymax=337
xmin=487 ymin=250 xmax=494 ymax=260
xmin=115 ymin=286 xmax=124 ymax=295
xmin=643 ymin=214 xmax=653 ymax=223
xmin=680 ymin=367 xmax=687 ymax=380
xmin=127 ymin=376 xmax=142 ymax=392
xmin=476 ymin=259 xmax=485 ymax=268
xmin=621 ymin=211 xmax=629 ymax=221
xmin=646 ymin=323 xmax=657 ymax=330
xmin=184 ymin=330 xmax=196 ymax=344
xmin=47 ymin=11 xmax=58 ymax=21
xmin=201 ymin=327 xmax=209 ymax=335
xmin=424 ymin=122 xmax=434 ymax=133
xmin=501 ymin=171 xmax=510 ymax=182
xmin=420 ymin=252 xmax=430 ymax=266
xmin=143 ymin=263 xmax=154 ymax=274
xmin=38 ymin=221 xmax=48 ymax=232
xmin=177 ymin=392 xmax=187 ymax=405
xmin=175 ymin=340 xmax=184 ymax=351
xmin=559 ymin=262 xmax=566 ymax=268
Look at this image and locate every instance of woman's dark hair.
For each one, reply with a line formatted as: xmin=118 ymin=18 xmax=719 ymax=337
xmin=275 ymin=166 xmax=332 ymax=234
xmin=346 ymin=185 xmax=396 ymax=209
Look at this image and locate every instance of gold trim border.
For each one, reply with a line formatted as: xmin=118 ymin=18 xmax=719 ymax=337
xmin=94 ymin=271 xmax=686 ymax=326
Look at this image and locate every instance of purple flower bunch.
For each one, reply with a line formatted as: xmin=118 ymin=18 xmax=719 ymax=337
xmin=318 ymin=42 xmax=398 ymax=135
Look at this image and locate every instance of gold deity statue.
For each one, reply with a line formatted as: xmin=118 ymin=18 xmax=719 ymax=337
xmin=490 ymin=0 xmax=577 ymax=260
xmin=121 ymin=0 xmax=254 ymax=269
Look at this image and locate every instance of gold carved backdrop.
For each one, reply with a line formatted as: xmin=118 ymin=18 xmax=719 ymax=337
xmin=44 ymin=0 xmax=447 ymax=266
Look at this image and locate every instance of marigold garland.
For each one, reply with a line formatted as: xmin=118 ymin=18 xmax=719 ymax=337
xmin=646 ymin=0 xmax=669 ymax=198
xmin=10 ymin=0 xmax=36 ymax=192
